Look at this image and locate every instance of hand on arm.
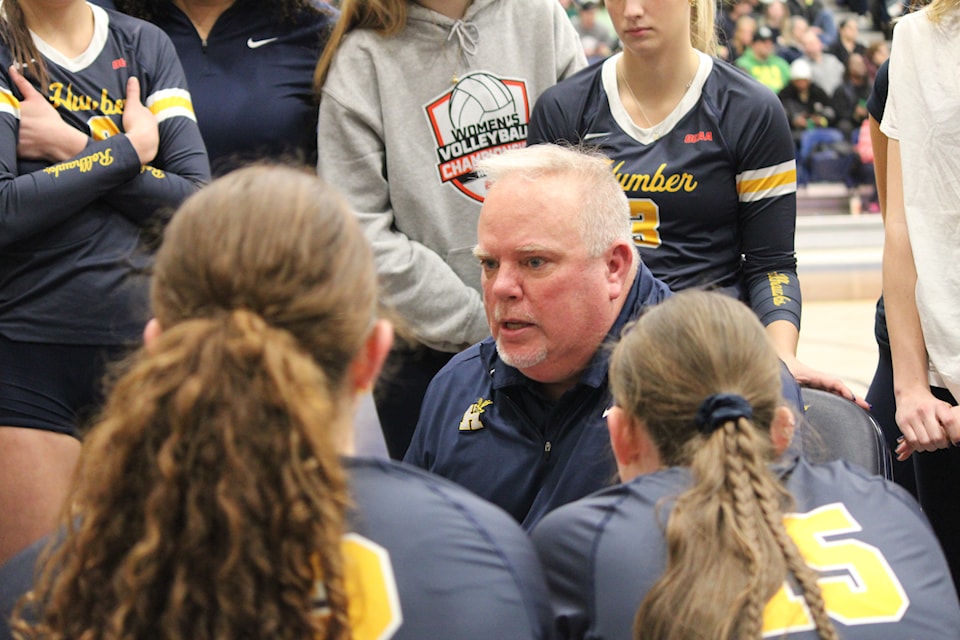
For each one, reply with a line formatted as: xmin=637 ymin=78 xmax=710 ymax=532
xmin=766 ymin=319 xmax=870 ymax=410
xmin=120 ymin=76 xmax=158 ymax=165
xmin=8 ymin=65 xmax=87 ymax=162
xmin=98 ymin=32 xmax=209 ymax=224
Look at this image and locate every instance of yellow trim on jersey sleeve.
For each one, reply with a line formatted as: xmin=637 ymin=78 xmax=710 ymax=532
xmin=0 ymin=87 xmax=20 ymax=118
xmin=736 ymin=160 xmax=797 ymax=203
xmin=146 ymin=88 xmax=196 ymax=124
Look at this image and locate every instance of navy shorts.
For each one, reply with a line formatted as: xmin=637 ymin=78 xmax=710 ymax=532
xmin=0 ymin=335 xmax=132 ymax=438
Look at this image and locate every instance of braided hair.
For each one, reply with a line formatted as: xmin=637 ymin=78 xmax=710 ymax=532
xmin=609 ymin=290 xmax=838 ymax=640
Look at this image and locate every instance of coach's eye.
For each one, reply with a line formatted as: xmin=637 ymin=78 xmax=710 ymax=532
xmin=479 ymin=258 xmax=498 ymax=271
xmin=526 ymin=257 xmax=546 ymax=269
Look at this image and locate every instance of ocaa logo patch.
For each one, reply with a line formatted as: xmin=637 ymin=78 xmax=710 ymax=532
xmin=424 ymin=72 xmax=531 ymax=202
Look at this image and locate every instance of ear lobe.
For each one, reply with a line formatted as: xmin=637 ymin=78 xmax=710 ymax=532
xmin=770 ymin=405 xmax=796 ymax=456
xmin=143 ymin=318 xmax=162 ymax=351
xmin=608 ymin=406 xmax=663 ymax=481
xmin=606 ymin=241 xmax=634 ymax=298
xmin=608 ymin=405 xmax=645 ymax=467
xmin=351 ymin=319 xmax=394 ymax=394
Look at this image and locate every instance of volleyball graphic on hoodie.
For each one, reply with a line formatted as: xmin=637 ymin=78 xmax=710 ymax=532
xmin=423 ymin=70 xmax=532 ymax=202
xmin=449 ymin=73 xmax=517 ymax=129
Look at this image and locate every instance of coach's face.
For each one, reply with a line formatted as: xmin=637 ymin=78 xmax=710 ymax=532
xmin=476 ymin=173 xmax=628 ymax=398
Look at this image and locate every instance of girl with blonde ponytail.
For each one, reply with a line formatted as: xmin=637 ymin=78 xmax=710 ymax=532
xmin=530 ymin=290 xmax=960 ymax=640
xmin=2 ymin=164 xmax=553 ymax=640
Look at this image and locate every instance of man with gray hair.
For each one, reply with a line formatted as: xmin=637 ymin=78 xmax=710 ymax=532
xmin=404 ymin=144 xmax=671 ymax=529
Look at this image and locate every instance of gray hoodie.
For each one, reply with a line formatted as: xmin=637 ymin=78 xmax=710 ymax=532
xmin=318 ymin=0 xmax=586 ymax=352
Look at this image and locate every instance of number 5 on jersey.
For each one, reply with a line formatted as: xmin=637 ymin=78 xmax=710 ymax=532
xmin=762 ymin=503 xmax=909 ymax=637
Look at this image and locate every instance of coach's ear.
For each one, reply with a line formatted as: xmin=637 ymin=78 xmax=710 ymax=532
xmin=143 ymin=318 xmax=162 ymax=351
xmin=605 ymin=240 xmax=635 ymax=300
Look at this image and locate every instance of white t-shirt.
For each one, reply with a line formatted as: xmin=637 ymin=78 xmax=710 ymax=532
xmin=881 ymin=7 xmax=960 ymax=399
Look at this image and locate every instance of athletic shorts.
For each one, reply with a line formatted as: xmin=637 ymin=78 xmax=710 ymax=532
xmin=0 ymin=335 xmax=132 ymax=438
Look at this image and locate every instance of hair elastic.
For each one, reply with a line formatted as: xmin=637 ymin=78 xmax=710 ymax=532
xmin=694 ymin=393 xmax=752 ymax=434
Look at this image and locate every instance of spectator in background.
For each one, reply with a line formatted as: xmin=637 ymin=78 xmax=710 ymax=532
xmin=777 ymin=14 xmax=809 ymax=62
xmin=779 ymin=57 xmax=842 ymax=184
xmin=718 ymin=0 xmax=759 ymax=56
xmin=724 ymin=14 xmax=757 ymax=62
xmin=787 ymin=0 xmax=838 ymax=46
xmin=573 ymin=1 xmax=618 ymax=63
xmin=833 ymin=52 xmax=873 ymax=207
xmin=759 ymin=0 xmax=789 ymax=39
xmin=832 ymin=52 xmax=870 ymax=140
xmin=735 ymin=25 xmax=792 ymax=93
xmin=800 ymin=28 xmax=845 ymax=95
xmin=115 ymin=0 xmax=338 ymax=175
xmin=870 ymin=0 xmax=895 ymax=40
xmin=864 ymin=39 xmax=890 ymax=82
xmin=828 ymin=16 xmax=867 ymax=67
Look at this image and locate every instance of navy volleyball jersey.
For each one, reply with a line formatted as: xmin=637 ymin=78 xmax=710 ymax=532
xmin=529 ymin=52 xmax=801 ymax=328
xmin=531 ymin=456 xmax=960 ymax=640
xmin=0 ymin=5 xmax=205 ymax=177
xmin=0 ymin=458 xmax=553 ymax=640
xmin=0 ymin=4 xmax=208 ymax=344
xmin=330 ymin=457 xmax=553 ymax=640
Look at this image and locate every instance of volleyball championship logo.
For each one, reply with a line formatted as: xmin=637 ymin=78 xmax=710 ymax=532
xmin=424 ymin=71 xmax=530 ymax=202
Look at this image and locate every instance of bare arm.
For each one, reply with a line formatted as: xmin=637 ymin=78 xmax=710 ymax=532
xmin=869 ymin=114 xmax=887 ymax=219
xmin=882 ymin=139 xmax=960 ymax=455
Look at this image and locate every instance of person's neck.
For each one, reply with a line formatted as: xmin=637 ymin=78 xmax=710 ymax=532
xmin=538 ymin=380 xmax=573 ymax=402
xmin=22 ymin=0 xmax=94 ymax=58
xmin=617 ymin=48 xmax=699 ymax=128
xmin=173 ymin=0 xmax=236 ymax=40
xmin=414 ymin=0 xmax=473 ymax=20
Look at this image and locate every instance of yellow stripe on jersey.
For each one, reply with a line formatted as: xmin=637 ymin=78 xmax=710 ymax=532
xmin=0 ymin=87 xmax=20 ymax=118
xmin=736 ymin=159 xmax=796 ymax=203
xmin=146 ymin=88 xmax=196 ymax=124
